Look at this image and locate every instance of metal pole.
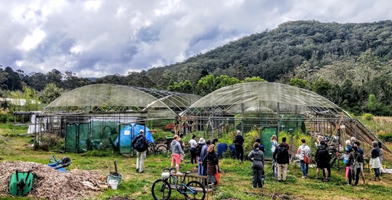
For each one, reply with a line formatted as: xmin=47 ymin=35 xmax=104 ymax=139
xmin=277 ymin=102 xmax=280 ymax=142
xmin=241 ymin=103 xmax=244 ymax=136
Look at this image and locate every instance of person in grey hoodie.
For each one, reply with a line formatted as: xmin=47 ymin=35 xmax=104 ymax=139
xmin=248 ymin=142 xmax=265 ymax=188
xmin=200 ymin=139 xmax=211 ymax=176
xmin=170 ymin=135 xmax=185 ymax=175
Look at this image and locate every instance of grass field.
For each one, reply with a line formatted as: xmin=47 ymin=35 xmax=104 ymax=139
xmin=0 ymin=122 xmax=392 ymax=200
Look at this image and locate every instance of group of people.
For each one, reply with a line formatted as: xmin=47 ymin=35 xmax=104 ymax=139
xmin=130 ymin=128 xmax=386 ymax=190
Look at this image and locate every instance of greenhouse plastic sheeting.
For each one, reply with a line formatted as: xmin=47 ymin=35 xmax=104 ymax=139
xmin=44 ymin=84 xmax=200 ymax=115
xmin=186 ymin=82 xmax=351 ymax=117
xmin=115 ymin=124 xmax=154 ymax=154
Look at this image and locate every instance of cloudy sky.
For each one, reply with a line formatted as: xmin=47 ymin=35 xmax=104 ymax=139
xmin=1 ymin=0 xmax=391 ymax=77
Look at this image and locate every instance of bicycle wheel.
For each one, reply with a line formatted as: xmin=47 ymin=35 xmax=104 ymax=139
xmin=155 ymin=145 xmax=167 ymax=155
xmin=186 ymin=180 xmax=205 ymax=200
xmin=151 ymin=179 xmax=171 ymax=200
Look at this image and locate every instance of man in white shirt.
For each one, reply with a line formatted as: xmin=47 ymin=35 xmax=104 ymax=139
xmin=188 ymin=135 xmax=198 ymax=164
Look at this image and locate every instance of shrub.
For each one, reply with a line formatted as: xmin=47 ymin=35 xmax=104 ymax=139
xmin=379 ymin=133 xmax=392 ymax=142
xmin=362 ymin=113 xmax=374 ymax=121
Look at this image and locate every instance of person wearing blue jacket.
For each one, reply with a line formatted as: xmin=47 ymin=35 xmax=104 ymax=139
xmin=199 ymin=139 xmax=211 ymax=176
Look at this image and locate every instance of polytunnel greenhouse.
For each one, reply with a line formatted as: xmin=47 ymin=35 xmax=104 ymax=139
xmin=25 ymin=82 xmax=390 ymax=157
xmin=182 ymin=82 xmax=390 ymax=158
xmin=32 ymin=84 xmax=200 ymax=153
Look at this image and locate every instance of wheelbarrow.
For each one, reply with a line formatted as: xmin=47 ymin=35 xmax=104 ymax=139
xmin=9 ymin=169 xmax=34 ymax=196
xmin=48 ymin=155 xmax=72 ymax=172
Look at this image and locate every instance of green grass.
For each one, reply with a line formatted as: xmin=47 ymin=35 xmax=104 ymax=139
xmin=1 ymin=126 xmax=392 ymax=199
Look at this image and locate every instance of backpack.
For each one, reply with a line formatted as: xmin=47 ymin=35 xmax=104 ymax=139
xmin=195 ymin=144 xmax=203 ymax=156
xmin=134 ymin=136 xmax=146 ymax=152
xmin=276 ymin=146 xmax=288 ymax=163
xmin=350 ymin=153 xmax=360 ymax=170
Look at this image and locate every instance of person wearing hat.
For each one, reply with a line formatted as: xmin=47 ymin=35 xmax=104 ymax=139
xmin=131 ymin=129 xmax=149 ymax=173
xmin=315 ymin=140 xmax=330 ymax=182
xmin=200 ymin=139 xmax=211 ymax=176
xmin=171 ymin=135 xmax=185 ymax=175
xmin=233 ymin=130 xmax=245 ymax=162
xmin=188 ymin=135 xmax=198 ymax=164
xmin=197 ymin=138 xmax=206 ymax=175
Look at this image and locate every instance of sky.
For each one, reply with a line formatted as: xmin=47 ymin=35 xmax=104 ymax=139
xmin=1 ymin=0 xmax=392 ymax=78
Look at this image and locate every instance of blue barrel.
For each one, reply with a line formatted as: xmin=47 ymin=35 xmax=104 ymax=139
xmin=217 ymin=143 xmax=228 ymax=157
xmin=229 ymin=144 xmax=237 ymax=157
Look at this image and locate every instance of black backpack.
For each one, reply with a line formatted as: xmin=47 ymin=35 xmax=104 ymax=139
xmin=276 ymin=146 xmax=288 ymax=162
xmin=195 ymin=144 xmax=203 ymax=156
xmin=134 ymin=136 xmax=146 ymax=152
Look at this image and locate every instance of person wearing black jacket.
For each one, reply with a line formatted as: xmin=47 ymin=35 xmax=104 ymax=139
xmin=315 ymin=141 xmax=330 ymax=182
xmin=233 ymin=130 xmax=244 ymax=162
xmin=131 ymin=130 xmax=149 ymax=173
xmin=347 ymin=146 xmax=363 ymax=186
xmin=273 ymin=143 xmax=289 ymax=182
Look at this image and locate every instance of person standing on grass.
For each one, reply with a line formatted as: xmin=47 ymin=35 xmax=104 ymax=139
xmin=197 ymin=138 xmax=206 ymax=176
xmin=188 ymin=135 xmax=198 ymax=164
xmin=205 ymin=144 xmax=219 ymax=191
xmin=273 ymin=140 xmax=289 ymax=182
xmin=347 ymin=146 xmax=363 ymax=186
xmin=256 ymin=138 xmax=265 ymax=152
xmin=315 ymin=140 xmax=330 ymax=182
xmin=131 ymin=130 xmax=149 ymax=173
xmin=354 ymin=141 xmax=365 ymax=184
xmin=178 ymin=134 xmax=185 ymax=162
xmin=170 ymin=135 xmax=184 ymax=175
xmin=297 ymin=139 xmax=310 ymax=179
xmin=378 ymin=141 xmax=384 ymax=174
xmin=370 ymin=141 xmax=381 ymax=181
xmin=200 ymin=139 xmax=211 ymax=176
xmin=248 ymin=142 xmax=265 ymax=188
xmin=233 ymin=130 xmax=244 ymax=162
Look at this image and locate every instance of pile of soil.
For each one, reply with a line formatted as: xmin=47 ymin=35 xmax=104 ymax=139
xmin=0 ymin=161 xmax=107 ymax=199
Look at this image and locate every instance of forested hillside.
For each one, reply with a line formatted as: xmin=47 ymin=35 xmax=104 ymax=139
xmin=2 ymin=20 xmax=392 ymax=116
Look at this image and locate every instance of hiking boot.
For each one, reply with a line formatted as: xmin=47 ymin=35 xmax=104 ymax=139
xmin=139 ymin=170 xmax=144 ymax=173
xmin=136 ymin=168 xmax=139 ymax=172
xmin=302 ymin=176 xmax=306 ymax=179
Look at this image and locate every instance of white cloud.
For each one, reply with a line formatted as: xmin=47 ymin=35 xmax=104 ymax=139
xmin=1 ymin=0 xmax=392 ymax=77
xmin=17 ymin=29 xmax=46 ymax=51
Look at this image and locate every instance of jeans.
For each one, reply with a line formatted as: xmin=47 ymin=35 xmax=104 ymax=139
xmin=235 ymin=145 xmax=244 ymax=161
xmin=300 ymin=160 xmax=308 ymax=177
xmin=374 ymin=168 xmax=380 ymax=178
xmin=252 ymin=168 xmax=264 ymax=188
xmin=198 ymin=157 xmax=206 ymax=176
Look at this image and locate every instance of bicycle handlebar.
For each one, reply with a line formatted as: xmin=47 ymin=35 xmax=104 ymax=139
xmin=163 ymin=167 xmax=174 ymax=171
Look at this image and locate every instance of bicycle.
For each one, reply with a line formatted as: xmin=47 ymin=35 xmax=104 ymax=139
xmin=151 ymin=167 xmax=206 ymax=200
xmin=147 ymin=142 xmax=168 ymax=155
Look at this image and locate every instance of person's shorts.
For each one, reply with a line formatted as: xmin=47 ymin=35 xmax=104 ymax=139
xmin=172 ymin=154 xmax=181 ymax=165
xmin=359 ymin=163 xmax=363 ymax=172
xmin=317 ymin=162 xmax=328 ymax=169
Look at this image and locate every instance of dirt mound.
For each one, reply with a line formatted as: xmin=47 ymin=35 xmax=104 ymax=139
xmin=0 ymin=161 xmax=107 ymax=199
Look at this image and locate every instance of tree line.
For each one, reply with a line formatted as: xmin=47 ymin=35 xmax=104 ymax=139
xmin=2 ymin=20 xmax=392 ymax=116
